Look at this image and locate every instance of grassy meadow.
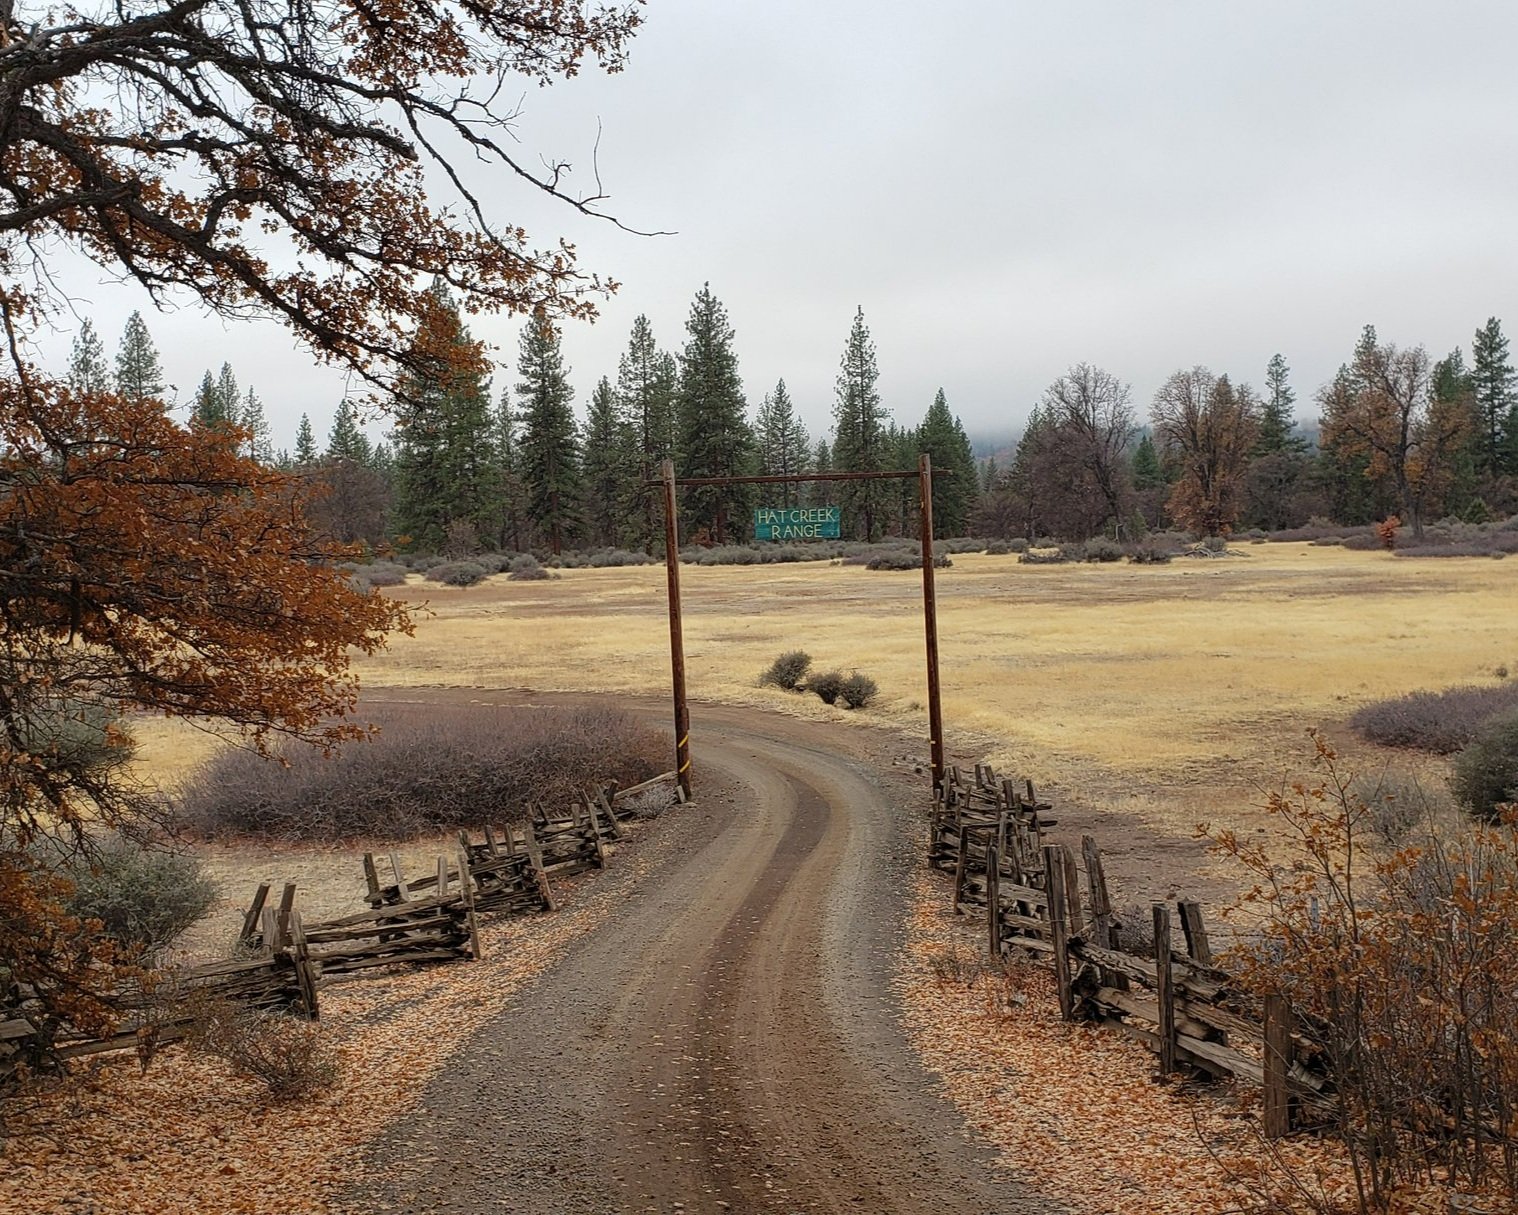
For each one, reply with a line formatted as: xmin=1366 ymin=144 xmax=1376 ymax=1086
xmin=133 ymin=542 xmax=1516 ymax=847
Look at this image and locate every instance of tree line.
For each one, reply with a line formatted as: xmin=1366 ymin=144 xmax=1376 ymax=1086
xmin=91 ymin=286 xmax=980 ymax=554
xmin=981 ymin=319 xmax=1517 ymax=542
xmin=83 ymin=306 xmax=1518 ymax=555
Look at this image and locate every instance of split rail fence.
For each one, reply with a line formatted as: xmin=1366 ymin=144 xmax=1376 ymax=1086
xmin=2 ymin=773 xmax=677 ymax=1081
xmin=931 ymin=764 xmax=1332 ymax=1137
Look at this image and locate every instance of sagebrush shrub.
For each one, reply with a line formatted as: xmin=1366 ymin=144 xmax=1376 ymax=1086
xmin=424 ymin=560 xmax=487 ymax=587
xmin=809 ymin=670 xmax=845 ymax=705
xmin=760 ymin=650 xmax=812 ymax=691
xmin=1452 ymin=711 xmax=1518 ymax=822
xmin=838 ymin=672 xmax=878 ymax=709
xmin=1350 ymin=683 xmax=1518 ymax=754
xmin=187 ymin=1000 xmax=339 ymax=1101
xmin=61 ymin=837 xmax=218 ymax=957
xmin=178 ymin=703 xmax=667 ymax=841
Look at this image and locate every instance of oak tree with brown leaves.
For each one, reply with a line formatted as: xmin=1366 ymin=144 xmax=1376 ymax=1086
xmin=0 ymin=0 xmax=640 ymax=1061
xmin=1151 ymin=366 xmax=1260 ymax=537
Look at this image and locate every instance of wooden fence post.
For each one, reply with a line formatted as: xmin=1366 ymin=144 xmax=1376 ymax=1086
xmin=274 ymin=882 xmax=297 ymax=946
xmin=986 ymin=842 xmax=1002 ymax=957
xmin=1044 ymin=845 xmax=1074 ymax=1021
xmin=287 ymin=910 xmax=320 ymax=1021
xmin=1178 ymin=900 xmax=1213 ymax=966
xmin=457 ymin=850 xmax=483 ymax=961
xmin=1153 ymin=904 xmax=1177 ymax=1076
xmin=239 ymin=883 xmax=271 ymax=946
xmin=1059 ymin=842 xmax=1084 ymax=936
xmin=952 ymin=824 xmax=970 ymax=912
xmin=1263 ymin=994 xmax=1292 ymax=1139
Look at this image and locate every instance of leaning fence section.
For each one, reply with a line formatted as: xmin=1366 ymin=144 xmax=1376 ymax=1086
xmin=927 ymin=763 xmax=1332 ymax=1137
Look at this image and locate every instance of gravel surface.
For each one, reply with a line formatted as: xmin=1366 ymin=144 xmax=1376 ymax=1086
xmin=349 ymin=702 xmax=1060 ymax=1214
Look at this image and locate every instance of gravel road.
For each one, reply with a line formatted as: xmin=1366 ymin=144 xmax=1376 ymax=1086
xmin=351 ymin=701 xmax=1060 ymax=1214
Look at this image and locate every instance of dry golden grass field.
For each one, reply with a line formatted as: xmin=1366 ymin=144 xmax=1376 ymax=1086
xmin=133 ymin=541 xmax=1516 ymax=864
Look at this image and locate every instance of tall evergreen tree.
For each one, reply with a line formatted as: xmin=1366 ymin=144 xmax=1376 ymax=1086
xmin=240 ymin=388 xmax=273 ymax=462
xmin=755 ymin=379 xmax=810 ymax=508
xmin=114 ymin=311 xmax=165 ymax=403
xmin=517 ymin=315 xmax=583 ymax=555
xmin=294 ymin=413 xmax=318 ymax=465
xmin=1471 ymin=317 xmax=1516 ymax=475
xmin=806 ymin=437 xmax=832 ymax=508
xmin=581 ymin=376 xmax=636 ymax=548
xmin=675 ymin=284 xmax=755 ymax=542
xmin=192 ymin=363 xmax=239 ymax=427
xmin=488 ymin=390 xmax=530 ymax=552
xmin=1257 ymin=353 xmax=1306 ymax=454
xmin=392 ymin=285 xmax=496 ymax=551
xmin=916 ymin=388 xmax=977 ymax=537
xmin=327 ymin=398 xmax=372 ymax=464
xmin=831 ymin=306 xmax=890 ymax=539
xmin=616 ymin=315 xmax=678 ymax=548
xmin=68 ymin=319 xmax=110 ymax=393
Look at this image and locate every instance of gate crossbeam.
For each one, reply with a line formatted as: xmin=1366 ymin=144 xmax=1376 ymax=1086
xmin=654 ymin=458 xmax=947 ymax=799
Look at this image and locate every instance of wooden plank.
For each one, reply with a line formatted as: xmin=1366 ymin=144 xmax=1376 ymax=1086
xmin=274 ymin=882 xmax=297 ymax=948
xmin=1044 ymin=845 xmax=1073 ymax=1021
xmin=238 ymin=882 xmax=271 ymax=945
xmin=1263 ymin=994 xmax=1291 ymax=1138
xmin=1154 ymin=904 xmax=1176 ymax=1076
xmin=260 ymin=906 xmax=280 ymax=953
xmin=952 ymin=824 xmax=970 ymax=913
xmin=436 ymin=855 xmax=450 ymax=897
xmin=388 ymin=853 xmax=410 ymax=902
xmin=1059 ymin=842 xmax=1084 ymax=937
xmin=457 ymin=849 xmax=483 ymax=961
xmin=1178 ymin=900 xmax=1213 ymax=966
xmin=287 ymin=911 xmax=321 ymax=1021
xmin=610 ymin=770 xmax=677 ymax=802
xmin=985 ymin=842 xmax=1002 ymax=956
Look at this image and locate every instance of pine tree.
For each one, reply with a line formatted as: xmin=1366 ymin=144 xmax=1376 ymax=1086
xmin=916 ymin=388 xmax=977 ymax=537
xmin=806 ymin=438 xmax=832 ymax=508
xmin=616 ymin=315 xmax=677 ymax=548
xmin=517 ymin=315 xmax=583 ymax=555
xmin=831 ymin=306 xmax=890 ymax=539
xmin=327 ymin=399 xmax=372 ymax=464
xmin=192 ymin=363 xmax=239 ymax=427
xmin=114 ymin=311 xmax=165 ymax=403
xmin=1132 ymin=434 xmax=1163 ymax=490
xmin=192 ymin=370 xmax=220 ymax=424
xmin=392 ymin=284 xmax=496 ymax=551
xmin=755 ymin=379 xmax=810 ymax=508
xmin=216 ymin=363 xmax=240 ymax=426
xmin=980 ymin=455 xmax=999 ymax=494
xmin=1257 ymin=353 xmax=1306 ymax=454
xmin=294 ymin=413 xmax=318 ymax=465
xmin=240 ymin=389 xmax=273 ymax=463
xmin=1471 ymin=318 xmax=1516 ymax=475
xmin=488 ymin=391 xmax=529 ymax=552
xmin=581 ymin=376 xmax=635 ymax=548
xmin=675 ymin=284 xmax=755 ymax=542
xmin=67 ymin=319 xmax=110 ymax=393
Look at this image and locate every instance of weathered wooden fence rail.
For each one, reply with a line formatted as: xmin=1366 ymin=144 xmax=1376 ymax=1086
xmin=930 ymin=763 xmax=1333 ymax=1136
xmin=4 ymin=774 xmax=675 ymax=1082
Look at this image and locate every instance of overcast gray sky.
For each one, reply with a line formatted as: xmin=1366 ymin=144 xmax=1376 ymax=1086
xmin=40 ymin=0 xmax=1518 ymax=451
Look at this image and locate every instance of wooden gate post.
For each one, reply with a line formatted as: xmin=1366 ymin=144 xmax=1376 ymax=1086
xmin=661 ymin=458 xmax=692 ymax=799
xmin=919 ymin=454 xmax=946 ymax=795
xmin=1044 ymin=844 xmax=1074 ymax=1021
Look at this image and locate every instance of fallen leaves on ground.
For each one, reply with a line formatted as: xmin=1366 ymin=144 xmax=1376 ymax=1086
xmin=895 ymin=872 xmax=1499 ymax=1215
xmin=0 ymin=831 xmax=667 ymax=1215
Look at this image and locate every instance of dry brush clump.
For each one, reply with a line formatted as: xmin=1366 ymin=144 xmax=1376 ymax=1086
xmin=178 ymin=703 xmax=667 ymax=842
xmin=1205 ymin=735 xmax=1518 ymax=1212
xmin=759 ymin=650 xmax=812 ymax=691
xmin=1349 ymin=683 xmax=1518 ymax=754
xmin=184 ymin=997 xmax=339 ymax=1102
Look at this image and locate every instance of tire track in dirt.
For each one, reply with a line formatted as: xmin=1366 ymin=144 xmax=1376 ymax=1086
xmin=350 ymin=702 xmax=1057 ymax=1214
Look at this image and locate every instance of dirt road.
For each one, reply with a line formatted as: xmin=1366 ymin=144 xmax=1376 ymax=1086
xmin=352 ymin=699 xmax=1058 ymax=1214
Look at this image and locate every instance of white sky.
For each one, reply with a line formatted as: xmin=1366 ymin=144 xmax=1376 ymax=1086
xmin=34 ymin=0 xmax=1518 ymax=452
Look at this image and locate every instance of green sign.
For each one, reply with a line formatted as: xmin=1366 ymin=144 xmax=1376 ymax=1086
xmin=754 ymin=505 xmax=841 ymax=540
